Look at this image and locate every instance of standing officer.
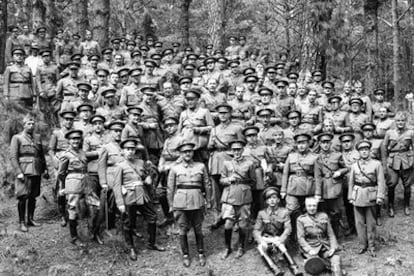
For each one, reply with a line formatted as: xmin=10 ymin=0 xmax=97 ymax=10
xmin=220 ymin=139 xmax=257 ymax=259
xmin=346 ymin=98 xmax=370 ymax=143
xmin=3 ymin=48 xmax=34 ymax=113
xmin=167 ymin=142 xmax=211 ymax=267
xmin=348 ymin=140 xmax=385 ymax=257
xmin=383 ymin=112 xmax=414 ymax=217
xmin=314 ymin=133 xmax=348 ymax=235
xmin=113 ymin=138 xmax=165 ymax=261
xmin=56 ymin=62 xmax=81 ymax=112
xmin=11 ymin=115 xmax=48 ymax=232
xmin=119 ymin=68 xmax=143 ymax=108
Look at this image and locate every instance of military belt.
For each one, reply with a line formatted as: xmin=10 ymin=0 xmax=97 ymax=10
xmin=10 ymin=81 xmax=29 ymax=84
xmin=354 ymin=182 xmax=376 ymax=188
xmin=232 ymin=180 xmax=252 ymax=185
xmin=67 ymin=169 xmax=87 ymax=174
xmin=289 ymin=171 xmax=307 ymax=177
xmin=177 ymin=184 xmax=202 ymax=190
xmin=389 ymin=149 xmax=409 ymax=153
xmin=63 ymin=93 xmax=75 ymax=97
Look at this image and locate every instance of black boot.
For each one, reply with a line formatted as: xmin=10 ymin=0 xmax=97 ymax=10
xmin=180 ymin=235 xmax=191 ymax=267
xmin=283 ymin=250 xmax=302 ymax=276
xmin=58 ymin=196 xmax=67 ymax=227
xmin=27 ymin=198 xmax=40 ymax=227
xmin=69 ymin=220 xmax=83 ymax=246
xmin=195 ymin=231 xmax=206 ymax=266
xmin=404 ymin=190 xmax=411 ymax=216
xmin=376 ymin=205 xmax=382 ymax=226
xmin=222 ymin=229 xmax=233 ymax=259
xmin=146 ymin=223 xmax=165 ymax=251
xmin=388 ymin=188 xmax=395 ymax=217
xmin=18 ymin=198 xmax=28 ymax=232
xmin=235 ymin=229 xmax=246 ymax=258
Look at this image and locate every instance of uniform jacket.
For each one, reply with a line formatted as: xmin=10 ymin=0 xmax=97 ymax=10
xmin=98 ymin=141 xmax=124 ymax=187
xmin=179 ymin=107 xmax=214 ymax=150
xmin=253 ymin=206 xmax=291 ymax=244
xmin=3 ymin=64 xmax=33 ymax=99
xmin=383 ymin=128 xmax=414 ymax=170
xmin=57 ymin=149 xmax=88 ymax=194
xmin=83 ymin=133 xmax=105 ymax=174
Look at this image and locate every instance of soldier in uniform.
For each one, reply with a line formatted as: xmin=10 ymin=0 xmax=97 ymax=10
xmin=73 ymin=103 xmax=94 ymax=139
xmin=119 ymin=68 xmax=143 ymax=108
xmin=314 ymin=133 xmax=348 ymax=235
xmin=3 ymin=48 xmax=34 ymax=113
xmin=324 ymin=95 xmax=351 ymax=134
xmin=297 ymin=197 xmax=342 ymax=276
xmin=167 ymin=142 xmax=211 ymax=267
xmin=348 ymin=140 xmax=385 ymax=257
xmin=243 ymin=75 xmax=260 ymax=104
xmin=283 ymin=110 xmax=304 ymax=147
xmin=228 ymin=85 xmax=254 ymax=127
xmin=346 ymin=98 xmax=370 ymax=143
xmin=298 ymin=89 xmax=323 ymax=133
xmin=113 ymin=138 xmax=165 ymax=261
xmin=220 ymin=139 xmax=257 ymax=259
xmin=383 ymin=112 xmax=414 ymax=217
xmin=253 ymin=187 xmax=301 ymax=276
xmin=262 ymin=66 xmax=278 ymax=93
xmin=11 ymin=115 xmax=48 ymax=232
xmin=339 ymin=80 xmax=353 ymax=112
xmin=96 ymin=88 xmax=125 ymax=124
xmin=372 ymin=88 xmax=394 ymax=120
xmin=83 ymin=114 xmax=106 ymax=244
xmin=139 ymin=59 xmax=161 ymax=90
xmin=275 ymin=79 xmax=296 ymax=128
xmin=121 ymin=106 xmax=144 ymax=141
xmin=208 ymin=104 xmax=243 ymax=229
xmin=56 ymin=62 xmax=81 ymax=112
xmin=200 ymin=78 xmax=227 ymax=117
xmin=224 ymin=60 xmax=244 ymax=95
xmin=256 ymin=108 xmax=282 ymax=145
xmin=352 ymin=80 xmax=373 ymax=121
xmin=5 ymin=26 xmax=22 ymax=64
xmin=36 ymin=48 xmax=60 ymax=126
xmin=156 ymin=81 xmax=186 ymax=119
xmin=374 ymin=106 xmax=395 ymax=139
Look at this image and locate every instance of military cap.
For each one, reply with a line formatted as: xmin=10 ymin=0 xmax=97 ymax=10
xmin=205 ymin=44 xmax=213 ymax=50
xmin=144 ymin=59 xmax=158 ymax=67
xmin=339 ymin=132 xmax=355 ymax=142
xmin=183 ymin=63 xmax=196 ymax=70
xmin=150 ymin=54 xmax=162 ymax=61
xmin=178 ymin=76 xmax=193 ymax=84
xmin=287 ymin=72 xmax=299 ymax=80
xmin=127 ymin=106 xmax=143 ymax=115
xmin=56 ymin=28 xmax=64 ymax=34
xmin=373 ymin=88 xmax=385 ymax=95
xmin=275 ymin=62 xmax=285 ymax=70
xmin=129 ymin=68 xmax=143 ymax=76
xmin=327 ymin=95 xmax=342 ymax=103
xmin=176 ymin=141 xmax=196 ymax=152
xmin=322 ymin=81 xmax=335 ymax=89
xmin=36 ymin=26 xmax=47 ymax=33
xmin=265 ymin=66 xmax=277 ymax=73
xmin=108 ymin=121 xmax=125 ymax=131
xmin=67 ymin=62 xmax=80 ymax=69
xmin=228 ymin=60 xmax=240 ymax=67
xmin=349 ymin=97 xmax=363 ymax=106
xmin=172 ymin=42 xmax=181 ymax=47
xmin=9 ymin=25 xmax=20 ymax=32
xmin=154 ymin=41 xmax=163 ymax=47
xmin=136 ymin=35 xmax=144 ymax=40
xmin=72 ymin=33 xmax=81 ymax=39
xmin=186 ymin=53 xmax=199 ymax=60
xmin=12 ymin=48 xmax=25 ymax=55
xmin=361 ymin=123 xmax=376 ymax=131
xmin=118 ymin=68 xmax=130 ymax=77
xmin=214 ymin=49 xmax=224 ymax=55
xmin=111 ymin=38 xmax=121 ymax=44
xmin=120 ymin=138 xmax=138 ymax=149
xmin=311 ymin=69 xmax=323 ymax=76
xmin=139 ymin=45 xmax=150 ymax=51
xmin=126 ymin=40 xmax=136 ymax=46
xmin=287 ymin=110 xmax=301 ymax=119
xmin=162 ymin=48 xmax=173 ymax=56
xmin=89 ymin=114 xmax=106 ymax=124
xmin=304 ymin=256 xmax=327 ymax=275
xmin=101 ymin=48 xmax=113 ymax=55
xmin=244 ymin=75 xmax=259 ymax=83
xmin=163 ymin=116 xmax=179 ymax=125
xmin=64 ymin=129 xmax=83 ymax=139
xmin=88 ymin=54 xmax=101 ymax=61
xmin=101 ymin=88 xmax=117 ymax=98
xmin=95 ymin=68 xmax=109 ymax=76
xmin=228 ymin=139 xmax=246 ymax=149
xmin=77 ymin=103 xmax=94 ymax=113
xmin=317 ymin=132 xmax=334 ymax=141
xmin=184 ymin=88 xmax=202 ymax=98
xmin=356 ymin=140 xmax=372 ymax=150
xmin=59 ymin=110 xmax=76 ymax=119
xmin=243 ymin=67 xmax=256 ymax=76
xmin=275 ymin=79 xmax=289 ymax=87
xmin=130 ymin=50 xmax=142 ymax=58
xmin=31 ymin=42 xmax=39 ymax=49
xmin=204 ymin=57 xmax=216 ymax=65
xmin=77 ymin=82 xmax=92 ymax=91
xmin=217 ymin=57 xmax=228 ymax=64
xmin=198 ymin=54 xmax=207 ymax=60
xmin=70 ymin=53 xmax=82 ymax=61
xmin=256 ymin=108 xmax=274 ymax=116
xmin=198 ymin=65 xmax=207 ymax=71
xmin=258 ymin=87 xmax=273 ymax=96
xmin=215 ymin=104 xmax=232 ymax=113
xmin=243 ymin=126 xmax=260 ymax=136
xmin=239 ymin=35 xmax=246 ymax=41
xmin=184 ymin=46 xmax=193 ymax=52
xmin=141 ymin=86 xmax=157 ymax=95
xmin=23 ymin=114 xmax=35 ymax=124
xmin=294 ymin=132 xmax=312 ymax=142
xmin=39 ymin=48 xmax=52 ymax=57
xmin=263 ymin=187 xmax=280 ymax=200
xmin=229 ymin=35 xmax=237 ymax=40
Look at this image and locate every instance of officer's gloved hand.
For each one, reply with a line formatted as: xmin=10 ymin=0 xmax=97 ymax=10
xmin=376 ymin=198 xmax=384 ymax=205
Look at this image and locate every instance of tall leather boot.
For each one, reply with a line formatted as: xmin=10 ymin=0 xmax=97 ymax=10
xmin=388 ymin=188 xmax=395 ymax=217
xmin=58 ymin=196 xmax=68 ymax=227
xmin=157 ymin=196 xmax=174 ymax=227
xmin=222 ymin=229 xmax=232 ymax=259
xmin=124 ymin=229 xmax=137 ymax=261
xmin=236 ymin=229 xmax=246 ymax=258
xmin=69 ymin=220 xmax=83 ymax=246
xmin=375 ymin=205 xmax=382 ymax=226
xmin=27 ymin=198 xmax=40 ymax=226
xmin=195 ymin=231 xmax=206 ymax=266
xmin=18 ymin=198 xmax=28 ymax=232
xmin=404 ymin=189 xmax=411 ymax=216
xmin=146 ymin=223 xmax=165 ymax=251
xmin=282 ymin=250 xmax=302 ymax=276
xmin=180 ymin=235 xmax=190 ymax=267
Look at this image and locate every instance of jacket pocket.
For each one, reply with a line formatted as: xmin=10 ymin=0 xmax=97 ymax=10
xmin=173 ymin=190 xmax=187 ymax=209
xmin=368 ymin=186 xmax=378 ymax=202
xmin=65 ymin=174 xmax=85 ymax=194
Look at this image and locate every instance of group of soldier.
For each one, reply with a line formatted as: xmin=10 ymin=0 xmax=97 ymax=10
xmin=5 ymin=25 xmax=414 ymax=276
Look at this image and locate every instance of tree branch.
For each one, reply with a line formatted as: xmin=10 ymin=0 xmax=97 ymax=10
xmin=379 ymin=17 xmax=393 ymax=27
xmin=397 ymin=1 xmax=413 ymax=23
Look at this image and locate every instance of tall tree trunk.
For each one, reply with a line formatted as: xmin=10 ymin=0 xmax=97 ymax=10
xmin=32 ymin=0 xmax=46 ymax=30
xmin=391 ymin=0 xmax=401 ymax=108
xmin=73 ymin=0 xmax=89 ymax=37
xmin=0 ymin=0 xmax=7 ymax=73
xmin=45 ymin=0 xmax=59 ymax=37
xmin=363 ymin=0 xmax=379 ymax=95
xmin=207 ymin=0 xmax=225 ymax=50
xmin=92 ymin=0 xmax=110 ymax=47
xmin=178 ymin=0 xmax=191 ymax=47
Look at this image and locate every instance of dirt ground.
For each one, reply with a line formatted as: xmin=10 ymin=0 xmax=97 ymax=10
xmin=1 ymin=176 xmax=414 ymax=276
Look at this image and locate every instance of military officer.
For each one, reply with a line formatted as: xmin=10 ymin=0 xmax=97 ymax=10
xmin=297 ymin=197 xmax=342 ymax=276
xmin=372 ymin=88 xmax=394 ymax=120
xmin=314 ymin=133 xmax=348 ymax=235
xmin=156 ymin=81 xmax=186 ymax=119
xmin=139 ymin=59 xmax=161 ymax=90
xmin=275 ymin=79 xmax=296 ymax=127
xmin=113 ymin=138 xmax=165 ymax=261
xmin=228 ymin=85 xmax=254 ymax=127
xmin=220 ymin=139 xmax=257 ymax=259
xmin=346 ymin=98 xmax=370 ymax=143
xmin=119 ymin=68 xmax=143 ymax=108
xmin=256 ymin=108 xmax=283 ymax=145
xmin=56 ymin=62 xmax=81 ymax=111
xmin=324 ymin=95 xmax=351 ymax=134
xmin=243 ymin=75 xmax=260 ymax=104
xmin=283 ymin=110 xmax=305 ymax=147
xmin=10 ymin=115 xmax=48 ymax=232
xmin=167 ymin=141 xmax=211 ymax=267
xmin=374 ymin=106 xmax=395 ymax=139
xmin=298 ymin=89 xmax=323 ymax=133
xmin=3 ymin=48 xmax=34 ymax=113
xmin=352 ymin=81 xmax=373 ymax=121
xmin=121 ymin=106 xmax=144 ymax=141
xmin=348 ymin=140 xmax=385 ymax=257
xmin=73 ymin=103 xmax=94 ymax=136
xmin=96 ymin=88 xmax=125 ymax=124
xmin=383 ymin=112 xmax=414 ymax=217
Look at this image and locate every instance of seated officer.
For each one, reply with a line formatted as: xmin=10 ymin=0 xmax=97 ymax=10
xmin=253 ymin=187 xmax=302 ymax=276
xmin=297 ymin=197 xmax=342 ymax=276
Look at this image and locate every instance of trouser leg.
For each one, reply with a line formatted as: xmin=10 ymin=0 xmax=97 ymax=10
xmin=191 ymin=210 xmax=205 ymax=254
xmin=330 ymin=254 xmax=342 ymax=276
xmin=354 ymin=206 xmax=367 ymax=249
xmin=124 ymin=205 xmax=137 ymax=249
xmin=17 ymin=196 xmax=27 ymax=224
xmin=366 ymin=206 xmax=376 ymax=250
xmin=179 ymin=234 xmax=189 ymax=255
xmin=28 ymin=197 xmax=36 ymax=221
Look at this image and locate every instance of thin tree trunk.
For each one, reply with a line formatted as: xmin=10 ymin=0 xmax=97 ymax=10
xmin=73 ymin=0 xmax=89 ymax=37
xmin=32 ymin=0 xmax=46 ymax=30
xmin=363 ymin=0 xmax=379 ymax=95
xmin=45 ymin=0 xmax=59 ymax=37
xmin=207 ymin=0 xmax=225 ymax=50
xmin=391 ymin=0 xmax=401 ymax=108
xmin=178 ymin=0 xmax=191 ymax=47
xmin=0 ymin=0 xmax=7 ymax=73
xmin=92 ymin=0 xmax=110 ymax=47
